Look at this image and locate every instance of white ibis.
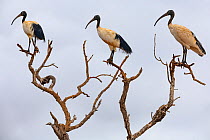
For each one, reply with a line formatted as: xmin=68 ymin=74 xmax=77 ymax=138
xmin=11 ymin=11 xmax=45 ymax=53
xmin=154 ymin=10 xmax=206 ymax=64
xmin=85 ymin=15 xmax=132 ymax=63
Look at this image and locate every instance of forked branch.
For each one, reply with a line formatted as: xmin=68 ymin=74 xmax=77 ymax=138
xmin=154 ymin=34 xmax=205 ymax=86
xmin=17 ymin=40 xmax=125 ymax=140
xmin=107 ymin=59 xmax=143 ymax=140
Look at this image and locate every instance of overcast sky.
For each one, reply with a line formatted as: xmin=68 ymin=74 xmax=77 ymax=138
xmin=1 ymin=0 xmax=210 ymax=140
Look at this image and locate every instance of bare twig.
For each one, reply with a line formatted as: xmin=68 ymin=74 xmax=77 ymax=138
xmin=50 ymin=111 xmax=59 ymax=125
xmin=90 ymin=74 xmax=115 ymax=83
xmin=44 ymin=63 xmax=58 ymax=68
xmin=154 ymin=34 xmax=171 ymax=84
xmin=17 ymin=44 xmax=33 ymax=55
xmin=64 ymin=41 xmax=93 ymax=100
xmin=92 ymin=56 xmax=129 ymax=108
xmin=153 ymin=34 xmax=167 ymax=65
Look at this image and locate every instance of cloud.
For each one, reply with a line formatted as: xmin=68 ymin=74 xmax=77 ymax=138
xmin=1 ymin=0 xmax=209 ymax=140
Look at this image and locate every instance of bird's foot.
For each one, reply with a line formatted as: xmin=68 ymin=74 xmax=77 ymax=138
xmin=181 ymin=61 xmax=187 ymax=68
xmin=107 ymin=58 xmax=113 ymax=65
xmin=34 ymin=47 xmax=40 ymax=53
xmin=25 ymin=49 xmax=30 ymax=57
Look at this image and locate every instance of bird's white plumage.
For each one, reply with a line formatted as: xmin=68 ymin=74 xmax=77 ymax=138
xmin=168 ymin=24 xmax=204 ymax=56
xmin=97 ymin=27 xmax=120 ymax=51
xmin=22 ymin=21 xmax=38 ymax=38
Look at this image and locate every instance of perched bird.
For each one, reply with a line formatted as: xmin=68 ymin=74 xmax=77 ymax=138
xmin=11 ymin=11 xmax=45 ymax=53
xmin=154 ymin=10 xmax=206 ymax=64
xmin=85 ymin=15 xmax=132 ymax=63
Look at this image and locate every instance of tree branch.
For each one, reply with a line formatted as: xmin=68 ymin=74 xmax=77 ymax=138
xmin=106 ymin=58 xmax=143 ymax=140
xmin=17 ymin=39 xmax=126 ymax=140
xmin=17 ymin=41 xmax=72 ymax=139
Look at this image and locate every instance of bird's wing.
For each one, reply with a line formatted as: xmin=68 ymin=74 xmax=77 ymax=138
xmin=191 ymin=32 xmax=206 ymax=55
xmin=97 ymin=27 xmax=119 ymax=46
xmin=170 ymin=24 xmax=206 ymax=56
xmin=97 ymin=27 xmax=132 ymax=53
xmin=32 ymin=23 xmax=45 ymax=41
xmin=115 ymin=34 xmax=132 ymax=54
xmin=171 ymin=25 xmax=196 ymax=47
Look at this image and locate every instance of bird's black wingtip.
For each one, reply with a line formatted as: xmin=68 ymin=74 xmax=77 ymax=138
xmin=115 ymin=34 xmax=132 ymax=54
xmin=192 ymin=31 xmax=206 ymax=56
xmin=125 ymin=48 xmax=132 ymax=54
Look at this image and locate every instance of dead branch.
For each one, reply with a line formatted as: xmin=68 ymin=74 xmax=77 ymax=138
xmin=106 ymin=59 xmax=143 ymax=140
xmin=175 ymin=61 xmax=205 ymax=85
xmin=153 ymin=34 xmax=167 ymax=66
xmin=17 ymin=40 xmax=124 ymax=140
xmin=63 ymin=41 xmax=102 ymax=101
xmin=154 ymin=34 xmax=171 ymax=84
xmin=67 ymin=100 xmax=102 ymax=131
xmin=17 ymin=41 xmax=72 ymax=139
xmin=47 ymin=112 xmax=69 ymax=140
xmin=41 ymin=75 xmax=56 ymax=89
xmin=90 ymin=74 xmax=115 ymax=83
xmin=129 ymin=34 xmax=205 ymax=139
xmin=114 ymin=34 xmax=205 ymax=140
xmin=154 ymin=34 xmax=205 ymax=86
xmin=43 ymin=63 xmax=58 ymax=68
xmin=132 ymin=54 xmax=178 ymax=140
xmin=68 ymin=56 xmax=129 ymax=131
xmin=17 ymin=44 xmax=33 ymax=55
xmin=92 ymin=56 xmax=129 ymax=109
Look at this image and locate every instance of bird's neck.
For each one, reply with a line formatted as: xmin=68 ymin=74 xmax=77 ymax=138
xmin=168 ymin=14 xmax=174 ymax=25
xmin=22 ymin=15 xmax=26 ymax=23
xmin=96 ymin=18 xmax=100 ymax=28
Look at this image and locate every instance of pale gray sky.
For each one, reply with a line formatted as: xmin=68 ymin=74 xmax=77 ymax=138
xmin=1 ymin=0 xmax=210 ymax=140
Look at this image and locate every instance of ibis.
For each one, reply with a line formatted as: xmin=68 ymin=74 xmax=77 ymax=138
xmin=154 ymin=10 xmax=206 ymax=64
xmin=11 ymin=11 xmax=45 ymax=53
xmin=85 ymin=15 xmax=132 ymax=63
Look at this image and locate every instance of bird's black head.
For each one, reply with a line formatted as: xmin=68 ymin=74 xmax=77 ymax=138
xmin=85 ymin=15 xmax=101 ymax=29
xmin=166 ymin=10 xmax=175 ymax=16
xmin=20 ymin=11 xmax=27 ymax=17
xmin=93 ymin=15 xmax=100 ymax=20
xmin=11 ymin=11 xmax=27 ymax=25
xmin=154 ymin=10 xmax=175 ymax=26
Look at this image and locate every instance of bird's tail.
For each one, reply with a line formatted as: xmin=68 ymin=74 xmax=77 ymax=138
xmin=33 ymin=23 xmax=45 ymax=42
xmin=195 ymin=38 xmax=206 ymax=56
xmin=115 ymin=34 xmax=132 ymax=54
xmin=192 ymin=32 xmax=206 ymax=56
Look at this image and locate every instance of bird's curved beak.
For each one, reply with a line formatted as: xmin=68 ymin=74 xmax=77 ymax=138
xmin=11 ymin=13 xmax=22 ymax=25
xmin=154 ymin=13 xmax=168 ymax=26
xmin=85 ymin=18 xmax=95 ymax=29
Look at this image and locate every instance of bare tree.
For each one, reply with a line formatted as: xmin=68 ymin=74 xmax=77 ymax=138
xmin=16 ymin=34 xmax=205 ymax=140
xmin=106 ymin=34 xmax=205 ymax=140
xmin=17 ymin=40 xmax=129 ymax=140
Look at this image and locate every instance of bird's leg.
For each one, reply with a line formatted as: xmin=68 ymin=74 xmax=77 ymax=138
xmin=27 ymin=38 xmax=31 ymax=52
xmin=31 ymin=38 xmax=36 ymax=47
xmin=107 ymin=50 xmax=115 ymax=64
xmin=32 ymin=38 xmax=39 ymax=53
xmin=34 ymin=37 xmax=37 ymax=45
xmin=182 ymin=46 xmax=187 ymax=64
